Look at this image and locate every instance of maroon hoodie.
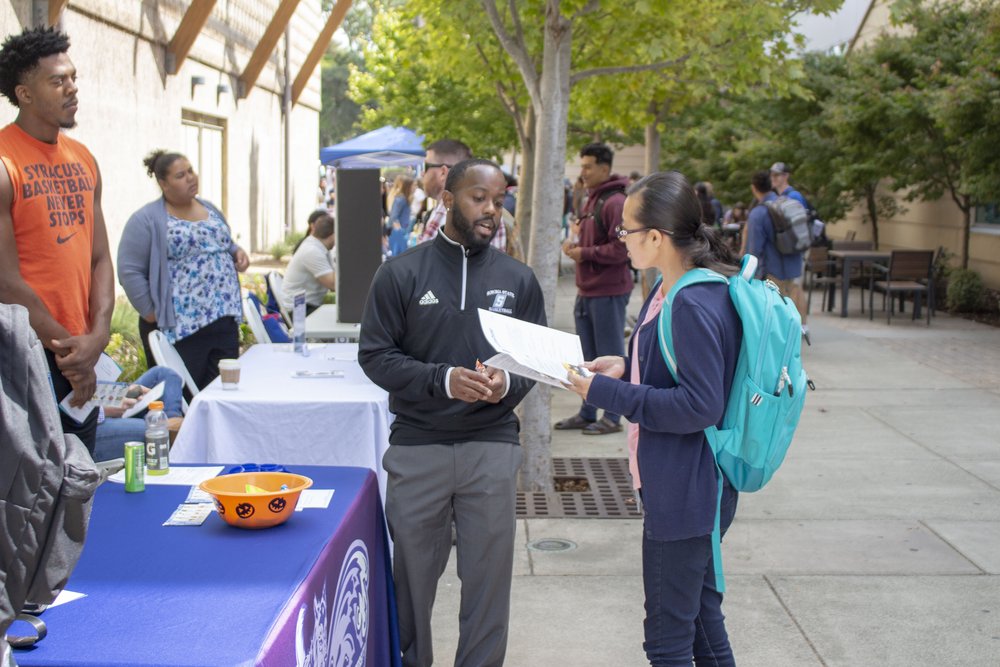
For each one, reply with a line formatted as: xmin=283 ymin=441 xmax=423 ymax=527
xmin=575 ymin=174 xmax=632 ymax=297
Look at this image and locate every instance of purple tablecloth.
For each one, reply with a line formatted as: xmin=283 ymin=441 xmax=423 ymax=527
xmin=13 ymin=465 xmax=399 ymax=667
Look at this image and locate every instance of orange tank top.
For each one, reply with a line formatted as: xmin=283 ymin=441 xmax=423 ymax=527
xmin=0 ymin=123 xmax=97 ymax=337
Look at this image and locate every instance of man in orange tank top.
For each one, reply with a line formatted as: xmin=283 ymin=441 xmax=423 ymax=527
xmin=0 ymin=27 xmax=113 ymax=454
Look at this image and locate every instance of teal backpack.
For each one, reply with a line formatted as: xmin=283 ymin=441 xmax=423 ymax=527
xmin=657 ymin=255 xmax=810 ymax=591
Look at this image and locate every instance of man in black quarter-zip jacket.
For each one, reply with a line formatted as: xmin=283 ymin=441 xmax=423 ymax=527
xmin=360 ymin=159 xmax=545 ymax=667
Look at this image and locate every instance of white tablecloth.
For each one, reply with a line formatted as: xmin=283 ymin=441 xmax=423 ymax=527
xmin=170 ymin=343 xmax=391 ymax=500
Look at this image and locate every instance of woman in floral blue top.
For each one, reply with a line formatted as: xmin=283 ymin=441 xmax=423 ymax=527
xmin=118 ymin=150 xmax=248 ymax=389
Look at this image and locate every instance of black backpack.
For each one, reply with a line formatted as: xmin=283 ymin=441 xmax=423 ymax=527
xmin=585 ymin=185 xmax=627 ymax=238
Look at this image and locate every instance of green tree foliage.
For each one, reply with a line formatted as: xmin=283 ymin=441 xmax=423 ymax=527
xmin=871 ymin=0 xmax=1000 ymax=267
xmin=319 ymin=0 xmax=397 ymax=146
xmin=572 ymin=0 xmax=840 ymax=173
xmin=320 ymin=46 xmax=363 ymax=146
xmin=349 ymin=2 xmax=519 ymax=159
xmin=659 ymin=0 xmax=1000 ymax=263
xmin=659 ymin=52 xmax=848 ymax=221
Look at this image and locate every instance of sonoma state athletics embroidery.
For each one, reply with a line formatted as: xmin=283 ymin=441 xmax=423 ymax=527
xmin=486 ymin=289 xmax=515 ymax=314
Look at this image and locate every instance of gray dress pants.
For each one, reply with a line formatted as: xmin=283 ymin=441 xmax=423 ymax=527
xmin=383 ymin=441 xmax=522 ymax=667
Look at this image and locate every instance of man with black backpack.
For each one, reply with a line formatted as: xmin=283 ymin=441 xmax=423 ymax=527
xmin=557 ymin=143 xmax=631 ymax=435
xmin=747 ymin=170 xmax=810 ymax=343
xmin=769 ymin=162 xmax=815 ymax=342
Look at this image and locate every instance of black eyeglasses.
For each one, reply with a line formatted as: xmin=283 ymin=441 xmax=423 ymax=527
xmin=424 ymin=161 xmax=449 ymax=171
xmin=615 ymin=225 xmax=672 ymax=240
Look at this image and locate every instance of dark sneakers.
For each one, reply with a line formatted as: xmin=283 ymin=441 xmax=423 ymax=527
xmin=582 ymin=416 xmax=623 ymax=435
xmin=553 ymin=414 xmax=594 ymax=430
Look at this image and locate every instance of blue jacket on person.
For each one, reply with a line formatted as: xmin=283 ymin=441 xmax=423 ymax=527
xmin=777 ymin=185 xmax=809 ymax=211
xmin=747 ymin=192 xmax=803 ymax=281
xmin=586 ymin=282 xmax=741 ymax=542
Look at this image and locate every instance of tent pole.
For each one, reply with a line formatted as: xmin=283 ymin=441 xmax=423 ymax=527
xmin=283 ymin=25 xmax=293 ymax=236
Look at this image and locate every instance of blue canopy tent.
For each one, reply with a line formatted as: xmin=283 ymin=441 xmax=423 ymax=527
xmin=320 ymin=126 xmax=425 ymax=169
xmin=320 ymin=127 xmax=425 ymax=325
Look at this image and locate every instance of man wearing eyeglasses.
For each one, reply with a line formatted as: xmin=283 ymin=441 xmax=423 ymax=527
xmin=417 ymin=139 xmax=466 ymax=237
xmin=418 ymin=139 xmax=507 ymax=253
xmin=557 ymin=142 xmax=632 ymax=435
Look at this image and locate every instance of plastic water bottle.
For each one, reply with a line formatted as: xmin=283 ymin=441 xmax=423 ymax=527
xmin=145 ymin=400 xmax=170 ymax=476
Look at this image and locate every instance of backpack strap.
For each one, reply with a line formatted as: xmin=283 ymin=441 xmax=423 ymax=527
xmin=590 ymin=186 xmax=626 ymax=237
xmin=656 ymin=268 xmax=728 ymax=379
xmin=654 ymin=264 xmax=742 ymax=594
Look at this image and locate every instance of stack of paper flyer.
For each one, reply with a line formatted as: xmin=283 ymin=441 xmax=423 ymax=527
xmin=59 ymin=353 xmax=164 ymax=422
xmin=478 ymin=309 xmax=584 ymax=389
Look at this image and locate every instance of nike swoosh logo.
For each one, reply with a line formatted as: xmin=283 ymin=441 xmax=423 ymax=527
xmin=56 ymin=232 xmax=78 ymax=244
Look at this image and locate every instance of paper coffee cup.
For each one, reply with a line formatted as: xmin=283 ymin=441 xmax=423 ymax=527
xmin=219 ymin=359 xmax=241 ymax=389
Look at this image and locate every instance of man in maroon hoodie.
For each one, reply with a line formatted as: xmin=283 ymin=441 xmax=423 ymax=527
xmin=557 ymin=143 xmax=632 ymax=435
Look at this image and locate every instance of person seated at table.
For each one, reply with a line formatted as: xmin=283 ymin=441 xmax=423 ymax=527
xmin=281 ymin=214 xmax=336 ymax=317
xmin=92 ymin=366 xmax=185 ymax=462
xmin=292 ymin=208 xmax=330 ymax=254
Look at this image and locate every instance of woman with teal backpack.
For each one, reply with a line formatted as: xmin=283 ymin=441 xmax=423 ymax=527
xmin=567 ymin=171 xmax=742 ymax=666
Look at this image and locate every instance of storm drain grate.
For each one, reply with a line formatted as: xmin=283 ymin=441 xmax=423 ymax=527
xmin=516 ymin=457 xmax=641 ymax=519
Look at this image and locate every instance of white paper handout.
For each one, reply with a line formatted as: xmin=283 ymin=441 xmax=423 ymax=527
xmin=478 ymin=309 xmax=584 ymax=389
xmin=59 ymin=353 xmax=123 ymax=423
xmin=121 ymin=381 xmax=165 ymax=419
xmin=107 ymin=466 xmax=225 ymax=486
xmin=295 ymin=489 xmax=335 ymax=511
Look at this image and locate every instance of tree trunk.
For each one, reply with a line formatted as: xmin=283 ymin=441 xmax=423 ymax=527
xmin=961 ymin=200 xmax=971 ymax=270
xmin=516 ymin=108 xmax=536 ymax=252
xmin=865 ymin=186 xmax=880 ymax=249
xmin=519 ymin=3 xmax=573 ymax=493
xmin=644 ymin=122 xmax=660 ymax=175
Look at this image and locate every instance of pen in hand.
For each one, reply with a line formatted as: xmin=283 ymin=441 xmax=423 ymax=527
xmin=563 ymin=363 xmax=593 ymax=378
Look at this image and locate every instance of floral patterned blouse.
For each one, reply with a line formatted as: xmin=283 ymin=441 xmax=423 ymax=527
xmin=166 ymin=209 xmax=242 ymax=342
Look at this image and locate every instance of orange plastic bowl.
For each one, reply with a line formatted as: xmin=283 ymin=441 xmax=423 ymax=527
xmin=199 ymin=472 xmax=313 ymax=529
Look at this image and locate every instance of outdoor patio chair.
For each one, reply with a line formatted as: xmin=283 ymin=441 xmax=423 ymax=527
xmin=266 ymin=271 xmax=292 ymax=327
xmin=868 ymin=250 xmax=934 ymax=325
xmin=246 ymin=292 xmax=291 ymax=343
xmin=243 ymin=295 xmax=272 ymax=344
xmin=805 ymin=246 xmax=839 ymax=314
xmin=147 ymin=330 xmax=197 ymax=409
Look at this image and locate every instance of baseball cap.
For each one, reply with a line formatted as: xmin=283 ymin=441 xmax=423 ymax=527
xmin=770 ymin=162 xmax=790 ymax=174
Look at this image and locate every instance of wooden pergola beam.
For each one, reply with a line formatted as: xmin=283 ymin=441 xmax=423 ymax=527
xmin=166 ymin=0 xmax=217 ymax=75
xmin=291 ymin=0 xmax=353 ymax=105
xmin=238 ymin=0 xmax=302 ymax=99
xmin=48 ymin=0 xmax=70 ymax=26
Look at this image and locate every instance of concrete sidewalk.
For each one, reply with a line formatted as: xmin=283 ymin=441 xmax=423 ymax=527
xmin=429 ymin=272 xmax=1000 ymax=666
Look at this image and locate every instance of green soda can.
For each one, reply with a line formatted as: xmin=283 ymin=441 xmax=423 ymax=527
xmin=124 ymin=441 xmax=145 ymax=492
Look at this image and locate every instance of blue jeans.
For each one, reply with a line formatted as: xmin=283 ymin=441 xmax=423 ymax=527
xmin=92 ymin=366 xmax=184 ymax=462
xmin=574 ymin=293 xmax=630 ymax=423
xmin=642 ymin=486 xmax=738 ymax=666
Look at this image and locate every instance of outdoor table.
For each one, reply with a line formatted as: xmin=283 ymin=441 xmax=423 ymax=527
xmin=12 ymin=465 xmax=399 ymax=667
xmin=171 ymin=343 xmax=391 ymax=502
xmin=306 ymin=304 xmax=362 ymax=342
xmin=828 ymin=249 xmax=891 ymax=317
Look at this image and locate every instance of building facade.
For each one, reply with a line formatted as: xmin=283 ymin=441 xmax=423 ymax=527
xmin=1 ymin=0 xmax=326 ymax=261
